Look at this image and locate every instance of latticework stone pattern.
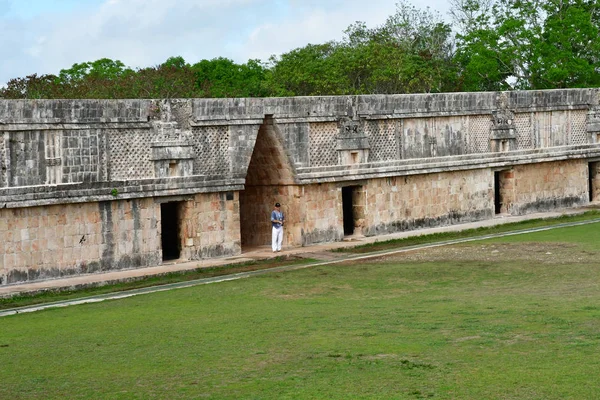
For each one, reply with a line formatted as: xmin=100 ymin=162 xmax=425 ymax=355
xmin=534 ymin=111 xmax=589 ymax=148
xmin=570 ymin=110 xmax=588 ymax=145
xmin=365 ymin=120 xmax=398 ymax=162
xmin=191 ymin=126 xmax=230 ymax=176
xmin=309 ymin=122 xmax=338 ymax=167
xmin=108 ymin=129 xmax=154 ymax=180
xmin=467 ymin=115 xmax=492 ymax=153
xmin=514 ymin=113 xmax=533 ymax=150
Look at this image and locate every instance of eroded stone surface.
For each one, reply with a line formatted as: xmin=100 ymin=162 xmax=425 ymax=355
xmin=1 ymin=90 xmax=600 ymax=284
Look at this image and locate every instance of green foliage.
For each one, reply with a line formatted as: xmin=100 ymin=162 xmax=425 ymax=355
xmin=58 ymin=58 xmax=131 ymax=83
xmin=453 ymin=0 xmax=600 ymax=90
xmin=268 ymin=1 xmax=458 ymax=96
xmin=192 ymin=57 xmax=270 ymax=98
xmin=1 ymin=223 xmax=600 ymax=398
xmin=0 ymin=74 xmax=61 ymax=99
xmin=267 ymin=42 xmax=348 ymax=96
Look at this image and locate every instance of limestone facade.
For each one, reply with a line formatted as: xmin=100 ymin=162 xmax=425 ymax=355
xmin=591 ymin=162 xmax=600 ymax=202
xmin=0 ymin=199 xmax=161 ymax=284
xmin=497 ymin=160 xmax=589 ymax=215
xmin=0 ymin=192 xmax=241 ymax=285
xmin=2 ymin=89 xmax=600 ymax=285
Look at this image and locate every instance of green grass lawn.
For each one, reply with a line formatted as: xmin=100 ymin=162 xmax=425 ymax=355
xmin=335 ymin=210 xmax=600 ymax=253
xmin=1 ymin=222 xmax=600 ymax=399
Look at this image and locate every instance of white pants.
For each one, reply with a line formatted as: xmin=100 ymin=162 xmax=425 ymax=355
xmin=272 ymin=226 xmax=283 ymax=251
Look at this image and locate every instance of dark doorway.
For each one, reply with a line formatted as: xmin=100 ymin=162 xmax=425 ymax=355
xmin=590 ymin=162 xmax=598 ymax=202
xmin=161 ymin=202 xmax=181 ymax=261
xmin=342 ymin=186 xmax=355 ymax=235
xmin=494 ymin=171 xmax=502 ymax=214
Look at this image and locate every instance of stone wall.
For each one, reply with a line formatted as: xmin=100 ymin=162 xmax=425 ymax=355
xmin=359 ymin=169 xmax=493 ymax=236
xmin=240 ymin=185 xmax=307 ymax=248
xmin=179 ymin=192 xmax=241 ymax=260
xmin=300 ymin=183 xmax=345 ymax=245
xmin=499 ymin=160 xmax=589 ymax=215
xmin=2 ymin=90 xmax=600 ymax=285
xmin=0 ymin=198 xmax=161 ymax=285
xmin=591 ymin=162 xmax=600 ymax=202
xmin=0 ymin=191 xmax=242 ymax=285
xmin=240 ymin=116 xmax=302 ymax=247
xmin=2 ymin=90 xmax=600 ymax=209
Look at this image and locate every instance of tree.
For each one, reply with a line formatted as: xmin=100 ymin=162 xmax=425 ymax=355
xmin=374 ymin=1 xmax=458 ymax=93
xmin=0 ymin=74 xmax=62 ymax=99
xmin=192 ymin=57 xmax=270 ymax=98
xmin=453 ymin=0 xmax=600 ymax=90
xmin=268 ymin=1 xmax=458 ymax=96
xmin=532 ymin=0 xmax=600 ymax=88
xmin=58 ymin=58 xmax=131 ymax=83
xmin=266 ymin=42 xmax=348 ymax=96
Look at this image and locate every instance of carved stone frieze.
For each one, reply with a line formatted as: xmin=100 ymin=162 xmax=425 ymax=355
xmin=336 ymin=118 xmax=370 ymax=165
xmin=490 ymin=103 xmax=517 ymax=152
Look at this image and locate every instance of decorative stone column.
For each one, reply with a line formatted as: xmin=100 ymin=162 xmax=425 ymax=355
xmin=490 ymin=109 xmax=517 ymax=152
xmin=336 ymin=118 xmax=370 ymax=165
xmin=150 ymin=122 xmax=195 ymax=178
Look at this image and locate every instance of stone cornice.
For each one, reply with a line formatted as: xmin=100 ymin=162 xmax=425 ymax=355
xmin=295 ymin=144 xmax=600 ymax=183
xmin=0 ymin=176 xmax=244 ymax=209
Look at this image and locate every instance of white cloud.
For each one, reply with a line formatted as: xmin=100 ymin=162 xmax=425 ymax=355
xmin=239 ymin=0 xmax=398 ymax=62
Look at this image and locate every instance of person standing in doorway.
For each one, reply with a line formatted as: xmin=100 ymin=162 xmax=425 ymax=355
xmin=271 ymin=202 xmax=284 ymax=252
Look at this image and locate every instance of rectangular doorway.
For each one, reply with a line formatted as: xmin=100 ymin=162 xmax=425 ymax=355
xmin=590 ymin=162 xmax=599 ymax=202
xmin=161 ymin=202 xmax=181 ymax=261
xmin=494 ymin=171 xmax=502 ymax=214
xmin=342 ymin=186 xmax=355 ymax=235
xmin=342 ymin=186 xmax=365 ymax=236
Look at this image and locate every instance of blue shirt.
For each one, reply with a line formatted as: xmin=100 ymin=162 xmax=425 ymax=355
xmin=271 ymin=210 xmax=284 ymax=228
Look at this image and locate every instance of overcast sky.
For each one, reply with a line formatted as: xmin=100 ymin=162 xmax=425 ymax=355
xmin=0 ymin=0 xmax=452 ymax=87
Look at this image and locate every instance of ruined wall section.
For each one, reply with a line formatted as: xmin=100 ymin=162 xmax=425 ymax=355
xmin=190 ymin=126 xmax=230 ymax=177
xmin=107 ymin=128 xmax=154 ymax=180
xmin=62 ymin=128 xmax=106 ymax=183
xmin=300 ymin=183 xmax=345 ymax=245
xmin=591 ymin=162 xmax=600 ymax=202
xmin=308 ymin=122 xmax=338 ymax=167
xmin=241 ymin=182 xmax=344 ymax=248
xmin=295 ymin=90 xmax=600 ymax=183
xmin=240 ymin=117 xmax=301 ymax=247
xmin=240 ymin=185 xmax=308 ymax=247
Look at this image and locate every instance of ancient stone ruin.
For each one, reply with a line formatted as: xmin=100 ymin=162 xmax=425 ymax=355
xmin=1 ymin=89 xmax=600 ymax=285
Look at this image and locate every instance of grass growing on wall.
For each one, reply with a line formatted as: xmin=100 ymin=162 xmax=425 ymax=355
xmin=1 ymin=223 xmax=600 ymax=399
